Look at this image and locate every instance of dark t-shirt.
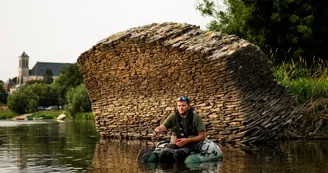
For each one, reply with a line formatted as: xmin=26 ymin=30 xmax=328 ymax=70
xmin=163 ymin=112 xmax=205 ymax=134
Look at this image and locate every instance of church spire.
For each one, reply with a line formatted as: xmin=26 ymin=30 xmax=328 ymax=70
xmin=18 ymin=51 xmax=30 ymax=85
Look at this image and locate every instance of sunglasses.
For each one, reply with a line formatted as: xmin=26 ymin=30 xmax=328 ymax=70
xmin=177 ymin=96 xmax=189 ymax=102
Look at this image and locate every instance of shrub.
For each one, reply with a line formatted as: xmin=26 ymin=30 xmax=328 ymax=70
xmin=65 ymin=84 xmax=91 ymax=117
xmin=7 ymin=87 xmax=39 ymax=114
xmin=28 ymin=110 xmax=62 ymax=119
xmin=75 ymin=112 xmax=94 ymax=120
xmin=0 ymin=110 xmax=16 ymax=119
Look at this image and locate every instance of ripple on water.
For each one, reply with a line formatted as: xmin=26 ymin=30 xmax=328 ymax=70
xmin=0 ymin=121 xmax=49 ymax=127
xmin=0 ymin=167 xmax=19 ymax=173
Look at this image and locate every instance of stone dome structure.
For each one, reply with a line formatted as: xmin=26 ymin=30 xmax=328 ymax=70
xmin=77 ymin=22 xmax=300 ymax=144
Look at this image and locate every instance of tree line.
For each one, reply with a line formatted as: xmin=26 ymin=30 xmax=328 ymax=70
xmin=196 ymin=0 xmax=328 ymax=62
xmin=0 ymin=80 xmax=9 ymax=104
xmin=4 ymin=63 xmax=91 ymax=116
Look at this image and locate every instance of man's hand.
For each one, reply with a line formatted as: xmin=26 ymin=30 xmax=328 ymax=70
xmin=176 ymin=138 xmax=190 ymax=147
xmin=176 ymin=132 xmax=206 ymax=147
xmin=151 ymin=130 xmax=158 ymax=141
xmin=152 ymin=125 xmax=167 ymax=141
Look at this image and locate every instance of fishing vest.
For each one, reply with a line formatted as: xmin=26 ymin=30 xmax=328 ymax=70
xmin=175 ymin=109 xmax=198 ymax=138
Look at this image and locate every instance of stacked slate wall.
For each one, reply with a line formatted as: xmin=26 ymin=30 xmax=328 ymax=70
xmin=77 ymin=23 xmax=300 ymax=144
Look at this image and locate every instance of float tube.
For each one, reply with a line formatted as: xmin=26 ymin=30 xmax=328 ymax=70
xmin=138 ymin=139 xmax=223 ymax=164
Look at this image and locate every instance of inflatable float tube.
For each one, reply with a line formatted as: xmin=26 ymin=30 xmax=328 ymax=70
xmin=139 ymin=139 xmax=223 ymax=164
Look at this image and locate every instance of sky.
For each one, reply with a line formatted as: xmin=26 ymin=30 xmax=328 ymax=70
xmin=0 ymin=0 xmax=218 ymax=82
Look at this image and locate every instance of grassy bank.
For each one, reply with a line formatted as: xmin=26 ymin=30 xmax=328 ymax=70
xmin=26 ymin=110 xmax=94 ymax=120
xmin=74 ymin=112 xmax=94 ymax=120
xmin=0 ymin=110 xmax=16 ymax=119
xmin=0 ymin=105 xmax=16 ymax=119
xmin=272 ymin=57 xmax=328 ymax=136
xmin=27 ymin=110 xmax=63 ymax=119
xmin=272 ymin=58 xmax=328 ymax=104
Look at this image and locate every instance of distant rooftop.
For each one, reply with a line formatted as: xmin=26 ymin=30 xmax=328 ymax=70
xmin=5 ymin=79 xmax=16 ymax=85
xmin=30 ymin=62 xmax=69 ymax=76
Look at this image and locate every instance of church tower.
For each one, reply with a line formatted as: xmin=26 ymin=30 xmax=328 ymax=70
xmin=18 ymin=52 xmax=30 ymax=85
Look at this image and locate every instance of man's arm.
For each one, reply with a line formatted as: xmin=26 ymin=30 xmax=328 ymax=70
xmin=153 ymin=124 xmax=167 ymax=138
xmin=155 ymin=125 xmax=167 ymax=134
xmin=176 ymin=131 xmax=206 ymax=147
xmin=153 ymin=113 xmax=175 ymax=138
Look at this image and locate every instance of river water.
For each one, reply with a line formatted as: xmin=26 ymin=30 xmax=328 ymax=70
xmin=0 ymin=120 xmax=327 ymax=173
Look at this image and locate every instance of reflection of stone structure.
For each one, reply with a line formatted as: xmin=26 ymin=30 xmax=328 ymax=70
xmin=78 ymin=23 xmax=301 ymax=144
xmin=92 ymin=140 xmax=142 ymax=172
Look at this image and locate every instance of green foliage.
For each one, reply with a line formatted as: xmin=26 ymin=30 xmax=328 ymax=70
xmin=27 ymin=99 xmax=38 ymax=112
xmin=43 ymin=68 xmax=54 ymax=84
xmin=5 ymin=63 xmax=88 ymax=117
xmin=196 ymin=0 xmax=328 ymax=60
xmin=75 ymin=112 xmax=94 ymax=120
xmin=272 ymin=57 xmax=328 ymax=104
xmin=284 ymin=77 xmax=328 ymax=104
xmin=7 ymin=83 xmax=59 ymax=113
xmin=27 ymin=110 xmax=62 ymax=119
xmin=25 ymin=79 xmax=45 ymax=85
xmin=54 ymin=63 xmax=83 ymax=105
xmin=0 ymin=110 xmax=16 ymax=119
xmin=65 ymin=84 xmax=91 ymax=117
xmin=0 ymin=82 xmax=8 ymax=104
xmin=7 ymin=86 xmax=39 ymax=114
xmin=29 ymin=83 xmax=59 ymax=107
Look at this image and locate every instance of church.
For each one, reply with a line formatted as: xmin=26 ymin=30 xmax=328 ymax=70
xmin=17 ymin=52 xmax=69 ymax=85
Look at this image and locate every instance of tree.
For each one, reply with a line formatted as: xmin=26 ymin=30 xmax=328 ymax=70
xmin=196 ymin=0 xmax=328 ymax=61
xmin=25 ymin=79 xmax=44 ymax=85
xmin=53 ymin=63 xmax=84 ymax=105
xmin=0 ymin=81 xmax=8 ymax=104
xmin=29 ymin=83 xmax=59 ymax=107
xmin=43 ymin=68 xmax=54 ymax=84
xmin=65 ymin=84 xmax=91 ymax=116
xmin=7 ymin=86 xmax=39 ymax=114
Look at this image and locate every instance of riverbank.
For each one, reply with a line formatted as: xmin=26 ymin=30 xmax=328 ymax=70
xmin=271 ymin=58 xmax=328 ymax=138
xmin=0 ymin=106 xmax=94 ymax=121
xmin=0 ymin=106 xmax=16 ymax=119
xmin=25 ymin=111 xmax=94 ymax=120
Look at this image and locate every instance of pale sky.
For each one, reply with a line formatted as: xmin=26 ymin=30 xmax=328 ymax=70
xmin=0 ymin=0 xmax=215 ymax=82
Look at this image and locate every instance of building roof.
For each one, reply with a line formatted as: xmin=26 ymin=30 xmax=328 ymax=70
xmin=5 ymin=79 xmax=16 ymax=85
xmin=20 ymin=51 xmax=29 ymax=58
xmin=29 ymin=62 xmax=69 ymax=76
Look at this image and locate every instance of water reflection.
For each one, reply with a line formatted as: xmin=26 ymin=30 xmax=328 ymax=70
xmin=137 ymin=161 xmax=222 ymax=173
xmin=91 ymin=139 xmax=328 ymax=173
xmin=0 ymin=120 xmax=99 ymax=173
xmin=223 ymin=141 xmax=328 ymax=173
xmin=92 ymin=139 xmax=222 ymax=173
xmin=1 ymin=120 xmax=328 ymax=173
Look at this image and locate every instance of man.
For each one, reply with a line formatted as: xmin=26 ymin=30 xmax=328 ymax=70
xmin=153 ymin=96 xmax=206 ymax=163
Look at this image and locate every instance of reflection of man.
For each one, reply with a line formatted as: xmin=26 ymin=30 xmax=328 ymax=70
xmin=152 ymin=96 xmax=206 ymax=163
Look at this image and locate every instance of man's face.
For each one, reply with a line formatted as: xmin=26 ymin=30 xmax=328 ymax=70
xmin=177 ymin=101 xmax=190 ymax=115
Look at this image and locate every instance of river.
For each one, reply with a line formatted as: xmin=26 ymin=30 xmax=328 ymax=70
xmin=0 ymin=120 xmax=327 ymax=173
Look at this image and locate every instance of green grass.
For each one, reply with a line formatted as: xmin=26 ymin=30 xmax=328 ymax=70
xmin=74 ymin=112 xmax=94 ymax=120
xmin=271 ymin=57 xmax=328 ymax=134
xmin=0 ymin=110 xmax=16 ymax=119
xmin=280 ymin=77 xmax=328 ymax=104
xmin=27 ymin=110 xmax=63 ymax=119
xmin=272 ymin=57 xmax=328 ymax=104
xmin=25 ymin=110 xmax=93 ymax=120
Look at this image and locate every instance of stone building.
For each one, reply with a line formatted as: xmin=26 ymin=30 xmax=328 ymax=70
xmin=17 ymin=52 xmax=69 ymax=85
